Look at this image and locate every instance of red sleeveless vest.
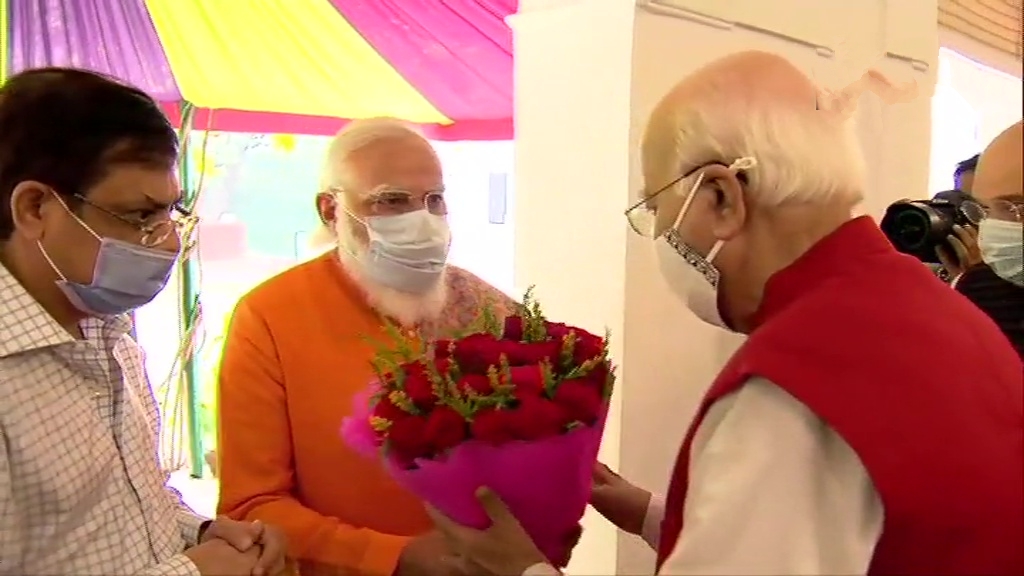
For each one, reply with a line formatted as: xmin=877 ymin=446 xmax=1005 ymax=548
xmin=656 ymin=217 xmax=1023 ymax=575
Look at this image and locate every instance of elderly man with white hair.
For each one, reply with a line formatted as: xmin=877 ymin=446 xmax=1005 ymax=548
xmin=428 ymin=51 xmax=1023 ymax=576
xmin=215 ymin=118 xmax=516 ymax=576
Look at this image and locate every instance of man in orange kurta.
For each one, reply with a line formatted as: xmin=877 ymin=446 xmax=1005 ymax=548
xmin=216 ymin=118 xmax=516 ymax=576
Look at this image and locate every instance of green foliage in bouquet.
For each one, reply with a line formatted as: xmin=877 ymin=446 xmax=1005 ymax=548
xmin=360 ymin=288 xmax=614 ymax=463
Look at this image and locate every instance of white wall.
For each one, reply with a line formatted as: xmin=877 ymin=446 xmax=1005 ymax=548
xmin=511 ymin=0 xmax=938 ymax=573
xmin=929 ymin=47 xmax=1024 ymax=193
xmin=436 ymin=141 xmax=518 ymax=296
xmin=938 ymin=27 xmax=1023 ymax=80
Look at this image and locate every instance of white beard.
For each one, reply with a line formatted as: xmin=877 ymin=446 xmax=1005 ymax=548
xmin=336 ymin=236 xmax=448 ymax=328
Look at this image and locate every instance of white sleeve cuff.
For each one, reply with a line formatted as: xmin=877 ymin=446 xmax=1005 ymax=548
xmin=522 ymin=562 xmax=562 ymax=576
xmin=641 ymin=494 xmax=666 ymax=549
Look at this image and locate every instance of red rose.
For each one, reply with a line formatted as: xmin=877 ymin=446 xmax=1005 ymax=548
xmin=545 ymin=321 xmax=572 ymax=341
xmin=372 ymin=394 xmax=409 ymax=422
xmin=379 ymin=372 xmax=399 ymax=389
xmin=400 ymin=362 xmax=436 ymax=409
xmin=424 ymin=406 xmax=468 ymax=452
xmin=584 ymin=361 xmax=611 ymax=391
xmin=509 ymin=397 xmax=570 ymax=440
xmin=434 ymin=357 xmax=453 ymax=379
xmin=503 ymin=316 xmax=525 ymax=341
xmin=508 ymin=364 xmax=546 ymax=398
xmin=433 ymin=339 xmax=455 ymax=359
xmin=471 ymin=407 xmax=517 ymax=444
xmin=451 ymin=333 xmax=506 ymax=374
xmin=572 ymin=330 xmax=604 ymax=364
xmin=387 ymin=414 xmax=431 ymax=460
xmin=505 ymin=341 xmax=560 ymax=366
xmin=457 ymin=374 xmax=493 ymax=396
xmin=552 ymin=379 xmax=603 ymax=424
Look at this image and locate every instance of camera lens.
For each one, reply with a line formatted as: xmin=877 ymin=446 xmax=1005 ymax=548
xmin=892 ymin=209 xmax=929 ymax=249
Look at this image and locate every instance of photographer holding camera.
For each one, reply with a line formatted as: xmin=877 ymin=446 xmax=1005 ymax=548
xmin=954 ymin=153 xmax=979 ymax=195
xmin=935 ymin=154 xmax=984 ymax=279
xmin=883 ymin=121 xmax=1023 ymax=357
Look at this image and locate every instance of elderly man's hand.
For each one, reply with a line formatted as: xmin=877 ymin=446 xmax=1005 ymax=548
xmin=590 ymin=462 xmax=652 ymax=536
xmin=936 ymin=224 xmax=983 ymax=279
xmin=394 ymin=531 xmax=466 ymax=576
xmin=200 ymin=517 xmax=288 ymax=576
xmin=427 ymin=488 xmax=549 ymax=576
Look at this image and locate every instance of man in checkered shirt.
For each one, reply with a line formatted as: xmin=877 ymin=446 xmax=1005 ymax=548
xmin=0 ymin=69 xmax=287 ymax=575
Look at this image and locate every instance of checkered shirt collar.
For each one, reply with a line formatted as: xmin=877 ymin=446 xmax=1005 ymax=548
xmin=0 ymin=262 xmax=132 ymax=358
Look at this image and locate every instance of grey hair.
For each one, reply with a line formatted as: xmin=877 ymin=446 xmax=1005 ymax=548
xmin=667 ymin=100 xmax=867 ymax=209
xmin=310 ymin=118 xmax=426 ymax=247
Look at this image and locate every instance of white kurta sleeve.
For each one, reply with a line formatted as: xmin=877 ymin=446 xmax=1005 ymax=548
xmin=641 ymin=494 xmax=667 ymax=549
xmin=658 ymin=377 xmax=884 ymax=575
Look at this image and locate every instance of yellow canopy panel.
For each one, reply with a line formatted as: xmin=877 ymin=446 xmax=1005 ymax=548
xmin=143 ymin=0 xmax=451 ymax=124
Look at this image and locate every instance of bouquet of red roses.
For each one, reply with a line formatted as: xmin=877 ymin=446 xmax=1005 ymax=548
xmin=340 ymin=290 xmax=614 ymax=567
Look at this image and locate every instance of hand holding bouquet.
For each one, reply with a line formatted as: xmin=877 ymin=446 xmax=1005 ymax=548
xmin=341 ymin=290 xmax=614 ymax=567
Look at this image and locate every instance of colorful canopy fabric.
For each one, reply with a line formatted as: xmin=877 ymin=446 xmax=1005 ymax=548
xmin=1 ymin=0 xmax=515 ymax=140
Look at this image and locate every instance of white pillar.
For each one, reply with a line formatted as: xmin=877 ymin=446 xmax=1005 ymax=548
xmin=510 ymin=1 xmax=937 ymax=573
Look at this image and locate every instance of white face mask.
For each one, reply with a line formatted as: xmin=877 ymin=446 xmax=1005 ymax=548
xmin=346 ymin=208 xmax=451 ymax=294
xmin=653 ymin=158 xmax=757 ymax=329
xmin=656 ymin=226 xmax=727 ymax=327
xmin=979 ymin=218 xmax=1024 ymax=287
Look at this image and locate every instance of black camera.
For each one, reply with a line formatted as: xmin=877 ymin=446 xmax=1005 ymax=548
xmin=880 ymin=190 xmax=985 ymax=264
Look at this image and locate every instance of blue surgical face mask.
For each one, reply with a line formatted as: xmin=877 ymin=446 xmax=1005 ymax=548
xmin=40 ymin=205 xmax=178 ymax=316
xmin=979 ymin=218 xmax=1024 ymax=287
xmin=347 ymin=209 xmax=451 ymax=294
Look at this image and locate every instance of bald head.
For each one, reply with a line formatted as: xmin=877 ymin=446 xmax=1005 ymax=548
xmin=649 ymin=50 xmax=818 ymax=128
xmin=973 ymin=120 xmax=1023 ymax=203
xmin=643 ymin=51 xmax=816 ymax=181
xmin=641 ymin=50 xmax=868 ymax=224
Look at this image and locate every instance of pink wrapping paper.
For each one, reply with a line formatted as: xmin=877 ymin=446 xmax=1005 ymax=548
xmin=341 ymin=389 xmax=607 ymax=565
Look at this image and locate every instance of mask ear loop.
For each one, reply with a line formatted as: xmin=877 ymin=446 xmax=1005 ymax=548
xmin=39 ymin=193 xmax=107 ymax=282
xmin=325 ymin=191 xmax=359 ymax=261
xmin=669 ymin=157 xmax=758 ymax=232
xmin=729 ymin=157 xmax=758 ymax=172
xmin=669 ymin=172 xmax=708 ymax=232
xmin=671 ymin=157 xmax=758 ymax=264
xmin=708 ymin=157 xmax=758 ymax=263
xmin=37 ymin=240 xmax=69 ymax=282
xmin=51 ymin=192 xmax=104 ymax=243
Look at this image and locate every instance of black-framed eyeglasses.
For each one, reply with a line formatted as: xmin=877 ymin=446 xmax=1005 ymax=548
xmin=72 ymin=193 xmax=196 ymax=247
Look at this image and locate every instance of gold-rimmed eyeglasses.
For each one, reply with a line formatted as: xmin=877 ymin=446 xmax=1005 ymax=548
xmin=953 ymin=198 xmax=1024 ymax=225
xmin=977 ymin=198 xmax=1024 ymax=223
xmin=625 ymin=176 xmax=688 ymax=238
xmin=73 ymin=193 xmax=196 ymax=247
xmin=625 ymin=164 xmax=715 ymax=237
xmin=334 ymin=187 xmax=448 ymax=217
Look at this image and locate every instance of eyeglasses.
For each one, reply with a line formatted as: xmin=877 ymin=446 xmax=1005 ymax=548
xmin=977 ymin=198 xmax=1024 ymax=223
xmin=369 ymin=189 xmax=447 ymax=216
xmin=626 ymin=158 xmax=757 ymax=238
xmin=625 ymin=174 xmax=691 ymax=238
xmin=333 ymin=188 xmax=447 ymax=217
xmin=624 ymin=163 xmax=719 ymax=237
xmin=73 ymin=193 xmax=196 ymax=247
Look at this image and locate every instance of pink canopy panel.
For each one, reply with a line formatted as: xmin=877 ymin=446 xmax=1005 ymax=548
xmin=1 ymin=0 xmax=516 ymax=140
